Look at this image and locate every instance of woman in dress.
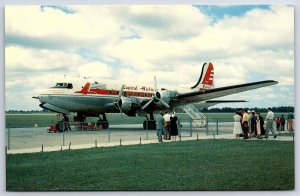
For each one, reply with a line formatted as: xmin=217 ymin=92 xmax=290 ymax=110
xmin=233 ymin=112 xmax=243 ymax=138
xmin=170 ymin=112 xmax=179 ymax=141
xmin=255 ymin=112 xmax=263 ymax=139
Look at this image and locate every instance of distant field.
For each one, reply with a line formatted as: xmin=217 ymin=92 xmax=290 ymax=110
xmin=6 ymin=112 xmax=287 ymax=128
xmin=6 ymin=139 xmax=294 ymax=191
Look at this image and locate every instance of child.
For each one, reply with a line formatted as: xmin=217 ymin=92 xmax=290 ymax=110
xmin=275 ymin=117 xmax=281 ymax=132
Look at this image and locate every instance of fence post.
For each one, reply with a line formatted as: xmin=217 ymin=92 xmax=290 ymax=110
xmin=108 ymin=128 xmax=111 ymax=143
xmin=216 ymin=119 xmax=219 ymax=135
xmin=206 ymin=118 xmax=209 ymax=135
xmin=69 ymin=142 xmax=71 ymax=150
xmin=95 ymin=140 xmax=97 ymax=148
xmin=189 ymin=119 xmax=192 ymax=137
xmin=7 ymin=126 xmax=10 ymax=150
xmin=120 ymin=138 xmax=122 ymax=146
xmin=42 ymin=144 xmax=43 ymax=152
xmin=146 ymin=121 xmax=149 ymax=140
xmin=63 ymin=126 xmax=65 ymax=146
xmin=140 ymin=137 xmax=141 ymax=145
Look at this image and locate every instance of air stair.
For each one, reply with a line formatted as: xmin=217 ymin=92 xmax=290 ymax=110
xmin=183 ymin=104 xmax=207 ymax=127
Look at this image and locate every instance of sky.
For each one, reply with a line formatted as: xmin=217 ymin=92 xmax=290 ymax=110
xmin=5 ymin=5 xmax=294 ymax=111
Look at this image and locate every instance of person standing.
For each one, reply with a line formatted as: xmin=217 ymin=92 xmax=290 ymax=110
xmin=240 ymin=109 xmax=250 ymax=139
xmin=248 ymin=110 xmax=252 ymax=134
xmin=163 ymin=111 xmax=171 ymax=140
xmin=233 ymin=112 xmax=243 ymax=139
xmin=250 ymin=111 xmax=257 ymax=137
xmin=255 ymin=112 xmax=263 ymax=139
xmin=265 ymin=107 xmax=277 ymax=138
xmin=156 ymin=112 xmax=164 ymax=142
xmin=63 ymin=115 xmax=71 ymax=131
xmin=170 ymin=112 xmax=179 ymax=141
xmin=287 ymin=112 xmax=294 ymax=132
xmin=280 ymin=114 xmax=285 ymax=132
xmin=275 ymin=117 xmax=281 ymax=132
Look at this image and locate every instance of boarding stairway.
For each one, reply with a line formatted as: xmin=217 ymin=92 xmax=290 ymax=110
xmin=183 ymin=104 xmax=207 ymax=127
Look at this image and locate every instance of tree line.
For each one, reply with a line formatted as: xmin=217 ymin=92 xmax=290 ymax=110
xmin=203 ymin=106 xmax=294 ymax=113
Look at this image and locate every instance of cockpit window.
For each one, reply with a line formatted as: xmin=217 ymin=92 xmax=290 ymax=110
xmin=52 ymin=83 xmax=73 ymax=89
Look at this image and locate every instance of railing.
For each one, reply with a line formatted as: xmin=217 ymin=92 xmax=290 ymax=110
xmin=183 ymin=104 xmax=207 ymax=120
xmin=5 ymin=118 xmax=294 ymax=153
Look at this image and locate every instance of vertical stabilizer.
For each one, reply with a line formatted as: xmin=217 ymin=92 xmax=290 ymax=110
xmin=191 ymin=62 xmax=214 ymax=91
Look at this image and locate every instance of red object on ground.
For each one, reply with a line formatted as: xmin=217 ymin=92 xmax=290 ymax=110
xmin=48 ymin=124 xmax=58 ymax=133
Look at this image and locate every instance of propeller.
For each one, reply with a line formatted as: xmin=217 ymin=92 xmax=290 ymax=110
xmin=114 ymin=85 xmax=125 ymax=118
xmin=141 ymin=76 xmax=170 ymax=110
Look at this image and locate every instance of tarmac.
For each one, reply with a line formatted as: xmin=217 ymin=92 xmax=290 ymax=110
xmin=6 ymin=123 xmax=294 ymax=154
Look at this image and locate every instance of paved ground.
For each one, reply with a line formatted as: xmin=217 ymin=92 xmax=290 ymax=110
xmin=5 ymin=122 xmax=294 ymax=154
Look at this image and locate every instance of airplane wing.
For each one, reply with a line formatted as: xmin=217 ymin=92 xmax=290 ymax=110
xmin=171 ymin=80 xmax=278 ymax=107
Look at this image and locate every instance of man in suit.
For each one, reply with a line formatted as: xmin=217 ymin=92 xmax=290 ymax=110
xmin=156 ymin=112 xmax=164 ymax=142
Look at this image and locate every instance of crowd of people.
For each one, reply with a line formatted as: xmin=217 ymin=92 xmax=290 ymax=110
xmin=156 ymin=111 xmax=180 ymax=142
xmin=233 ymin=108 xmax=294 ymax=139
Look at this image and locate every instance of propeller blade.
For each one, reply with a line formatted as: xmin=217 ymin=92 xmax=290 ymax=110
xmin=159 ymin=99 xmax=170 ymax=108
xmin=118 ymin=84 xmax=125 ymax=100
xmin=154 ymin=76 xmax=157 ymax=93
xmin=141 ymin=99 xmax=153 ymax=110
xmin=115 ymin=84 xmax=125 ymax=118
xmin=117 ymin=105 xmax=124 ymax=119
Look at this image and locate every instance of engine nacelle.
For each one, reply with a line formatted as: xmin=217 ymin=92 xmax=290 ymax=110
xmin=115 ymin=97 xmax=140 ymax=116
xmin=154 ymin=90 xmax=171 ymax=106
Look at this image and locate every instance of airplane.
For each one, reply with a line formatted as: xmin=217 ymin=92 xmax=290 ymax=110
xmin=33 ymin=62 xmax=278 ymax=130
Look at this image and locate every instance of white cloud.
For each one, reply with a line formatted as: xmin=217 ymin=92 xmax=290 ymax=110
xmin=4 ymin=5 xmax=294 ymax=110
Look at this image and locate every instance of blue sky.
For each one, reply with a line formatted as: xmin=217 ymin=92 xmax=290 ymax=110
xmin=194 ymin=5 xmax=271 ymax=23
xmin=5 ymin=5 xmax=294 ymax=110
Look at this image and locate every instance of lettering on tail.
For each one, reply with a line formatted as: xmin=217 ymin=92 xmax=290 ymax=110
xmin=191 ymin=62 xmax=214 ymax=91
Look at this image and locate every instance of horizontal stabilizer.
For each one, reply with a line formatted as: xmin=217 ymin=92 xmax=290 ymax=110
xmin=205 ymin=100 xmax=247 ymax=103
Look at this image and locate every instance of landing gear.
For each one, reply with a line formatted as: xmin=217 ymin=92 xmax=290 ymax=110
xmin=56 ymin=114 xmax=71 ymax=132
xmin=143 ymin=111 xmax=156 ymax=130
xmin=96 ymin=113 xmax=109 ymax=129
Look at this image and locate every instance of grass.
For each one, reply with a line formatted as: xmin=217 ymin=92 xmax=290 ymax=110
xmin=6 ymin=139 xmax=294 ymax=191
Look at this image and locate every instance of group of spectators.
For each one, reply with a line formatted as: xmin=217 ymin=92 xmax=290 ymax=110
xmin=156 ymin=111 xmax=180 ymax=142
xmin=233 ymin=108 xmax=294 ymax=139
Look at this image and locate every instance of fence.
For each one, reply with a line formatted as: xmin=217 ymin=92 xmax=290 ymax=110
xmin=5 ymin=118 xmax=293 ymax=151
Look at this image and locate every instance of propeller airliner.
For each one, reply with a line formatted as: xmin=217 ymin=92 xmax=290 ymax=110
xmin=33 ymin=62 xmax=278 ymax=130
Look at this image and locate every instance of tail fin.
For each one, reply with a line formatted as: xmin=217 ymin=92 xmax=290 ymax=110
xmin=191 ymin=62 xmax=214 ymax=91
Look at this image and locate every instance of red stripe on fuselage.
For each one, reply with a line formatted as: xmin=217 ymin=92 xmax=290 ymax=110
xmin=77 ymin=88 xmax=153 ymax=98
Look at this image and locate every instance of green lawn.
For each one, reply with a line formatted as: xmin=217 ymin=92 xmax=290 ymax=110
xmin=6 ymin=139 xmax=294 ymax=191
